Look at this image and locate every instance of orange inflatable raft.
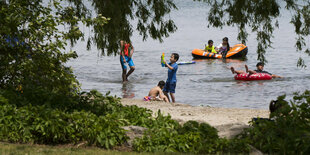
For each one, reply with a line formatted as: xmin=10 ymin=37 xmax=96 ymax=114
xmin=192 ymin=44 xmax=248 ymax=59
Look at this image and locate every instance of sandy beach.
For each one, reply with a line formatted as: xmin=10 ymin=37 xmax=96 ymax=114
xmin=121 ymin=98 xmax=269 ymax=138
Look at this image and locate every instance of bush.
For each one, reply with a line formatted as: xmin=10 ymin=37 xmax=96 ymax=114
xmin=133 ymin=119 xmax=250 ymax=154
xmin=4 ymin=89 xmax=310 ymax=154
xmin=0 ymin=89 xmax=251 ymax=153
xmin=0 ymin=88 xmax=169 ymax=148
xmin=0 ymin=89 xmax=184 ymax=149
xmin=0 ymin=91 xmax=128 ymax=149
xmin=239 ymin=90 xmax=310 ymax=154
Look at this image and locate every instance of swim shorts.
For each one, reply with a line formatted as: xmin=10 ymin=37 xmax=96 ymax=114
xmin=143 ymin=96 xmax=152 ymax=101
xmin=143 ymin=96 xmax=163 ymax=102
xmin=120 ymin=56 xmax=135 ymax=70
xmin=163 ymin=82 xmax=176 ymax=93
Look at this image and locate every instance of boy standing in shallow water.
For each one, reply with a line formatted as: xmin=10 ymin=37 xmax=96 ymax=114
xmin=162 ymin=53 xmax=179 ymax=103
xmin=120 ymin=40 xmax=135 ymax=82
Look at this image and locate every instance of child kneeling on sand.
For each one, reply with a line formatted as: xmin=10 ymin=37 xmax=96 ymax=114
xmin=144 ymin=81 xmax=169 ymax=102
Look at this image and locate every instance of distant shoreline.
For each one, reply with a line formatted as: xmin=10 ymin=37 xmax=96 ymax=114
xmin=121 ymin=98 xmax=269 ymax=138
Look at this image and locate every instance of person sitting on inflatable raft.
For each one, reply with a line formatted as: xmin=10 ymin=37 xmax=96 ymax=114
xmin=215 ymin=37 xmax=230 ymax=55
xmin=231 ymin=62 xmax=283 ymax=78
xmin=204 ymin=40 xmax=217 ymax=53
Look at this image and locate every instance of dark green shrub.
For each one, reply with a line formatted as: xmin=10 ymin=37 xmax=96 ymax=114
xmin=0 ymin=89 xmax=181 ymax=149
xmin=133 ymin=118 xmax=250 ymax=154
xmin=0 ymin=95 xmax=128 ymax=149
xmin=240 ymin=90 xmax=310 ymax=154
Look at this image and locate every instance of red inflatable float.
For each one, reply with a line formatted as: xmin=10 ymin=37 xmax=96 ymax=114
xmin=234 ymin=73 xmax=272 ymax=81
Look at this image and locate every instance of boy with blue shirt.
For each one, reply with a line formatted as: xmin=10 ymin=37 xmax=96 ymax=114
xmin=162 ymin=53 xmax=179 ymax=103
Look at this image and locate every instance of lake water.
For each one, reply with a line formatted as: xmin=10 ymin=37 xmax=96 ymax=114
xmin=68 ymin=1 xmax=310 ymax=109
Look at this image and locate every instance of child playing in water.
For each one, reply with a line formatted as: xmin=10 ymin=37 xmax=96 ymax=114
xmin=145 ymin=81 xmax=169 ymax=102
xmin=204 ymin=40 xmax=217 ymax=53
xmin=120 ymin=40 xmax=135 ymax=82
xmin=230 ymin=62 xmax=283 ymax=78
xmin=215 ymin=37 xmax=230 ymax=55
xmin=162 ymin=53 xmax=179 ymax=103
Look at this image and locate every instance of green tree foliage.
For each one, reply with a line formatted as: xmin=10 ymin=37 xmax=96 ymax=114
xmin=0 ymin=0 xmax=109 ymax=102
xmin=196 ymin=0 xmax=310 ymax=66
xmin=239 ymin=90 xmax=310 ymax=154
xmin=89 ymin=0 xmax=177 ymax=55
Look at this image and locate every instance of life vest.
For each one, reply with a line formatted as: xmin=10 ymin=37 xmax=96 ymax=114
xmin=123 ymin=43 xmax=130 ymax=56
xmin=205 ymin=45 xmax=217 ymax=53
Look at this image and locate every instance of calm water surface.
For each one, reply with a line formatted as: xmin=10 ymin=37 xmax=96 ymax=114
xmin=68 ymin=1 xmax=310 ymax=109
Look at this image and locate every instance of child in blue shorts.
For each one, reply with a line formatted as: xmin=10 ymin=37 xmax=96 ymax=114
xmin=161 ymin=53 xmax=179 ymax=103
xmin=120 ymin=40 xmax=135 ymax=82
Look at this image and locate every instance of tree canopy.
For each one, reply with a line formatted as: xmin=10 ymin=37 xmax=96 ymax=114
xmin=0 ymin=0 xmax=177 ymax=99
xmin=197 ymin=0 xmax=310 ymax=67
xmin=89 ymin=0 xmax=177 ymax=56
xmin=0 ymin=0 xmax=107 ymax=97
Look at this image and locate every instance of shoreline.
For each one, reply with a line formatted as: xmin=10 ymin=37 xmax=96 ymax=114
xmin=121 ymin=98 xmax=269 ymax=138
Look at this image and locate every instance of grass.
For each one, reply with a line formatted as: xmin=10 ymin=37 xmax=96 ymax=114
xmin=0 ymin=142 xmax=160 ymax=155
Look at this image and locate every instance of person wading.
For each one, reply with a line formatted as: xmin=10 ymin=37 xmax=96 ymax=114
xmin=120 ymin=40 xmax=135 ymax=82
